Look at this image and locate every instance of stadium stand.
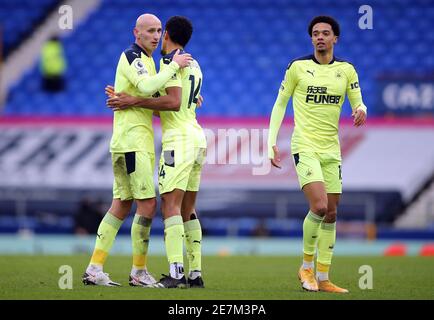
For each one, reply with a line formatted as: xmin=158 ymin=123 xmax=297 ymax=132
xmin=2 ymin=0 xmax=433 ymax=116
xmin=0 ymin=0 xmax=60 ymax=57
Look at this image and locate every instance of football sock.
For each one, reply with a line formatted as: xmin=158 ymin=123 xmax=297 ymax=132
xmin=164 ymin=215 xmax=185 ymax=272
xmin=170 ymin=262 xmax=185 ymax=280
xmin=89 ymin=212 xmax=123 ymax=268
xmin=317 ymin=221 xmax=336 ymax=280
xmin=189 ymin=270 xmax=202 ymax=280
xmin=302 ymin=210 xmax=323 ymax=269
xmin=184 ymin=218 xmax=202 ymax=273
xmin=303 ymin=253 xmax=315 ymax=270
xmin=131 ymin=214 xmax=152 ymax=270
xmin=317 ymin=262 xmax=330 ymax=281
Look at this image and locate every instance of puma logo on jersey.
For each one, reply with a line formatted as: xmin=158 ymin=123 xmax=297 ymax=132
xmin=307 ymin=70 xmax=315 ymax=77
xmin=132 ymin=52 xmax=139 ymax=57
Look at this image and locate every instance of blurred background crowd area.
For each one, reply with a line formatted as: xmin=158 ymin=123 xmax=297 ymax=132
xmin=0 ymin=0 xmax=433 ymax=243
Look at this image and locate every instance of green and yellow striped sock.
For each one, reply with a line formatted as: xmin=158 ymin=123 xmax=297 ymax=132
xmin=89 ymin=212 xmax=123 ymax=267
xmin=317 ymin=221 xmax=336 ymax=281
xmin=131 ymin=214 xmax=152 ymax=270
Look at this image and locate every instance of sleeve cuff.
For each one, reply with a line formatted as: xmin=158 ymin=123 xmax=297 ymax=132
xmin=356 ymin=104 xmax=367 ymax=114
xmin=267 ymin=143 xmax=275 ymax=159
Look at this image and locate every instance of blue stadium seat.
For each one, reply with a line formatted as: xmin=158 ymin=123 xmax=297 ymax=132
xmin=1 ymin=0 xmax=58 ymax=54
xmin=3 ymin=0 xmax=434 ymax=116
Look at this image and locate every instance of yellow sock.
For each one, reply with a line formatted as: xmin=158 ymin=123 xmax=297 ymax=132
xmin=303 ymin=211 xmax=324 ymax=256
xmin=90 ymin=212 xmax=123 ymax=266
xmin=131 ymin=214 xmax=152 ymax=270
xmin=302 ymin=211 xmax=323 ymax=269
xmin=317 ymin=221 xmax=336 ymax=266
xmin=317 ymin=262 xmax=330 ymax=273
xmin=164 ymin=215 xmax=184 ymax=264
xmin=317 ymin=262 xmax=331 ymax=281
xmin=184 ymin=218 xmax=202 ymax=272
xmin=304 ymin=253 xmax=314 ymax=262
xmin=317 ymin=221 xmax=336 ymax=281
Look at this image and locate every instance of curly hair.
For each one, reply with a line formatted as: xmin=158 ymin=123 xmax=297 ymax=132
xmin=308 ymin=16 xmax=340 ymax=37
xmin=165 ymin=16 xmax=193 ymax=47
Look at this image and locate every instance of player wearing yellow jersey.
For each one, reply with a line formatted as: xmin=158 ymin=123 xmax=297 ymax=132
xmin=83 ymin=14 xmax=192 ymax=287
xmin=268 ymin=16 xmax=367 ymax=293
xmin=155 ymin=17 xmax=205 ymax=289
xmin=107 ymin=16 xmax=205 ymax=289
xmin=106 ymin=16 xmax=206 ymax=289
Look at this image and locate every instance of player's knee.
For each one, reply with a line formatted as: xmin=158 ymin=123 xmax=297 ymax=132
xmin=161 ymin=200 xmax=180 ymax=217
xmin=147 ymin=198 xmax=157 ymax=214
xmin=136 ymin=198 xmax=157 ymax=217
xmin=324 ymin=210 xmax=337 ymax=223
xmin=311 ymin=203 xmax=328 ymax=217
xmin=109 ymin=199 xmax=133 ymax=220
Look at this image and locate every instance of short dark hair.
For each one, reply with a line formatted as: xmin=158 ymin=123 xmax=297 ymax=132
xmin=308 ymin=16 xmax=340 ymax=37
xmin=165 ymin=16 xmax=193 ymax=47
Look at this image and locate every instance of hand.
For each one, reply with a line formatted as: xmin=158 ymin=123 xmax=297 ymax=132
xmin=106 ymin=92 xmax=136 ymax=111
xmin=172 ymin=49 xmax=192 ymax=68
xmin=270 ymin=145 xmax=282 ymax=169
xmin=105 ymin=85 xmax=115 ymax=98
xmin=352 ymin=107 xmax=367 ymax=127
xmin=197 ymin=95 xmax=204 ymax=108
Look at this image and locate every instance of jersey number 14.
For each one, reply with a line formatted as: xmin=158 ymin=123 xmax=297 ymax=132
xmin=188 ymin=75 xmax=202 ymax=108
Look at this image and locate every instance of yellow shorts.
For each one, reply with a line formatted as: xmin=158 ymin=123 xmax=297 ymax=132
xmin=158 ymin=147 xmax=206 ymax=194
xmin=293 ymin=152 xmax=342 ymax=193
xmin=112 ymin=151 xmax=156 ymax=200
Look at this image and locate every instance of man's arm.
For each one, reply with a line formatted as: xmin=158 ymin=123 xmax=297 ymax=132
xmin=347 ymin=66 xmax=367 ymax=127
xmin=122 ymin=49 xmax=191 ymax=96
xmin=267 ymin=92 xmax=290 ymax=168
xmin=267 ymin=63 xmax=296 ymax=167
xmin=135 ymin=64 xmax=183 ymax=96
xmin=106 ymin=86 xmax=181 ymax=111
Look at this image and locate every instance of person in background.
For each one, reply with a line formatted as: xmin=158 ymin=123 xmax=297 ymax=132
xmin=74 ymin=198 xmax=105 ymax=235
xmin=40 ymin=36 xmax=66 ymax=92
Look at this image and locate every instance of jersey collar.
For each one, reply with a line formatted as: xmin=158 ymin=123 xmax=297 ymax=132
xmin=311 ymin=54 xmax=335 ymax=65
xmin=132 ymin=43 xmax=150 ymax=57
xmin=161 ymin=48 xmax=185 ymax=56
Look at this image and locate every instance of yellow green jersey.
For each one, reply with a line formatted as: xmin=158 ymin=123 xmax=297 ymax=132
xmin=110 ymin=43 xmax=180 ymax=153
xmin=158 ymin=50 xmax=206 ymax=149
xmin=268 ymin=54 xmax=367 ymax=157
xmin=110 ymin=43 xmax=157 ymax=153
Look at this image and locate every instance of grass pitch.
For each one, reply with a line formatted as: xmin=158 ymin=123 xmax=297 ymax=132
xmin=0 ymin=255 xmax=433 ymax=300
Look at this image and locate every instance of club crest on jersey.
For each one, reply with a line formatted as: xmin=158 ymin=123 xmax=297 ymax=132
xmin=335 ymin=70 xmax=342 ymax=79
